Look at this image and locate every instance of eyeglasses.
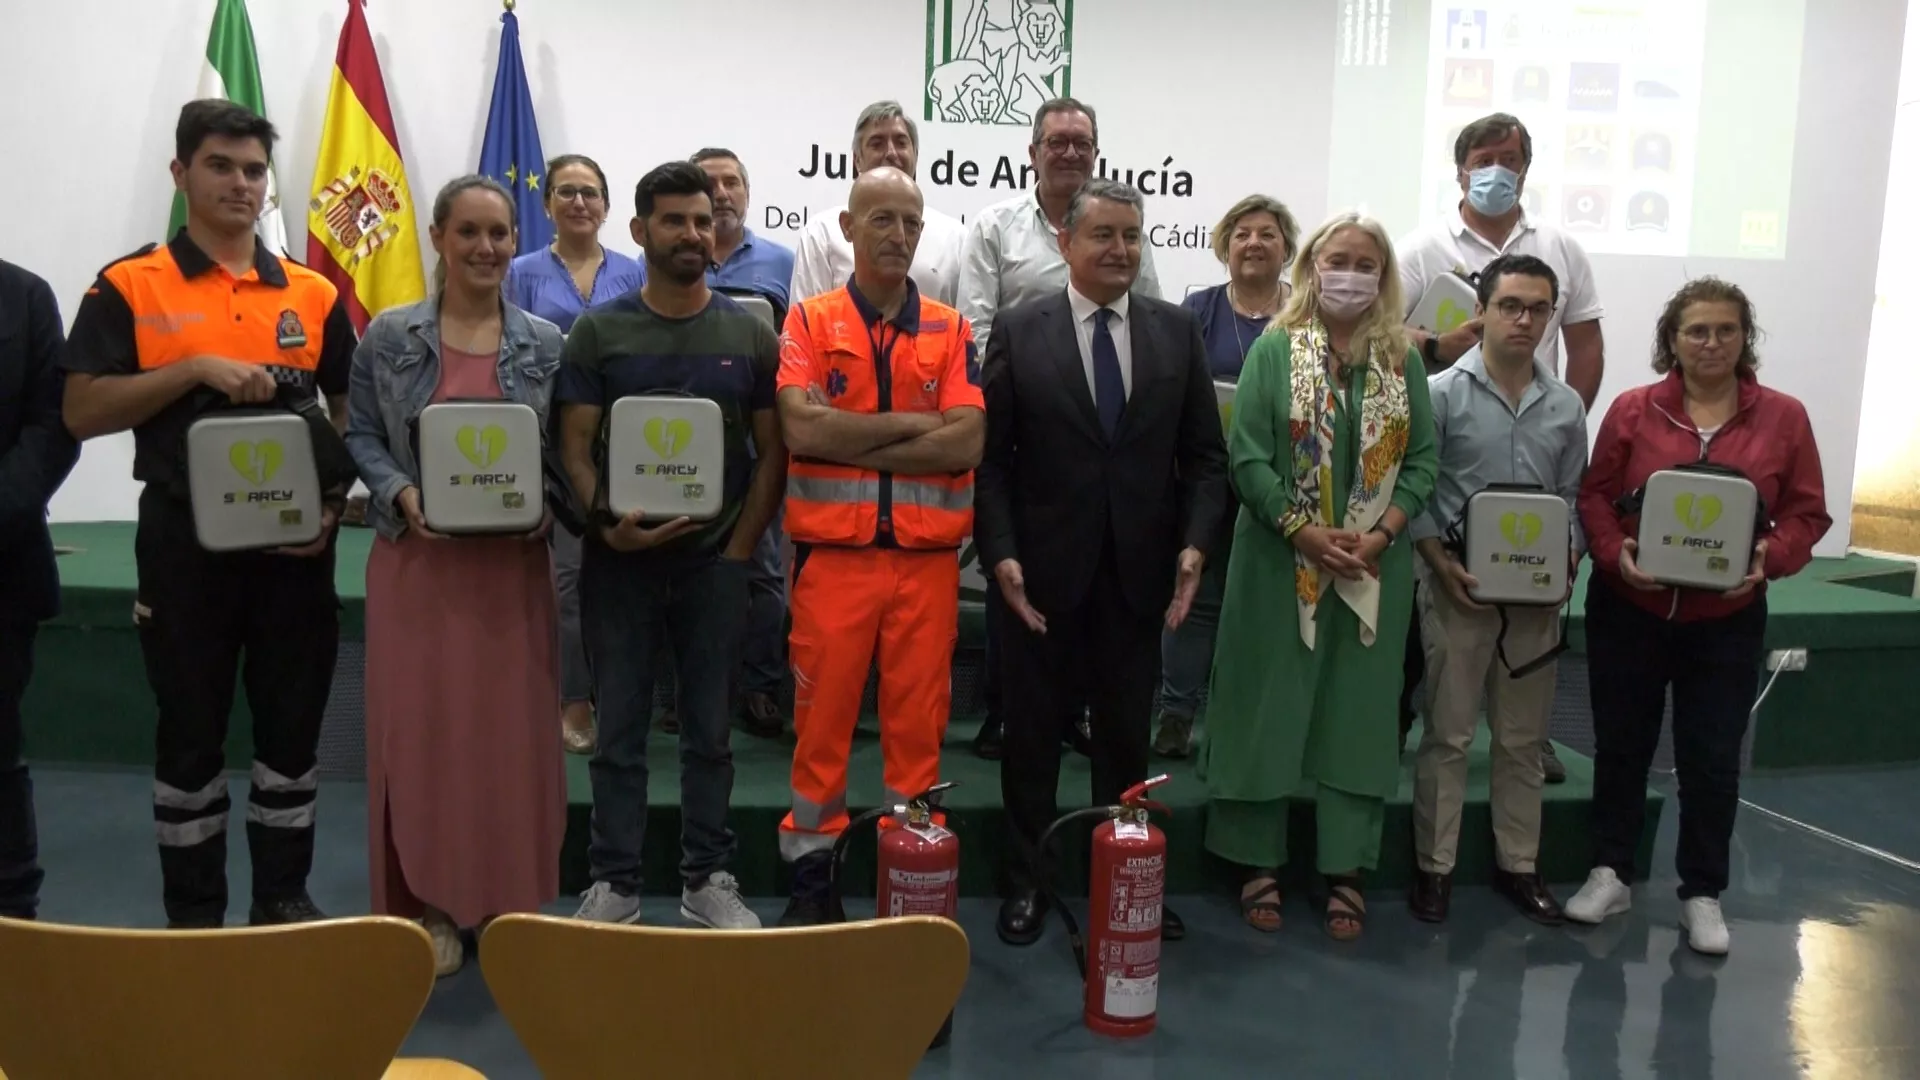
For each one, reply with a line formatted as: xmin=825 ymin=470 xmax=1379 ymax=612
xmin=1680 ymin=325 xmax=1743 ymax=345
xmin=1039 ymin=136 xmax=1095 ymax=156
xmin=553 ymin=185 xmax=603 ymax=203
xmin=1494 ymin=298 xmax=1554 ymax=323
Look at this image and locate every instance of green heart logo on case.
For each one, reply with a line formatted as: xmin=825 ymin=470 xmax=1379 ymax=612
xmin=644 ymin=417 xmax=694 ymax=460
xmin=1436 ymin=298 xmax=1471 ymax=332
xmin=1499 ymin=511 xmax=1543 ymax=549
xmin=1218 ymin=400 xmax=1234 ymax=433
xmin=228 ymin=440 xmax=283 ymax=486
xmin=456 ymin=424 xmax=508 ymax=468
xmin=1674 ymin=493 xmax=1723 ymax=532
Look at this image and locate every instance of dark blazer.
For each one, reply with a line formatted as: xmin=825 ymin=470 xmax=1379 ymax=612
xmin=975 ymin=288 xmax=1228 ymax=617
xmin=0 ymin=260 xmax=79 ymax=624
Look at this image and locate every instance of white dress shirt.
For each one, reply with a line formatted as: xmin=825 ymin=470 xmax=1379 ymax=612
xmin=788 ymin=205 xmax=967 ymax=308
xmin=1395 ymin=205 xmax=1603 ymax=375
xmin=1065 ymin=283 xmax=1133 ymax=402
xmin=960 ymin=191 xmax=1162 ymax=346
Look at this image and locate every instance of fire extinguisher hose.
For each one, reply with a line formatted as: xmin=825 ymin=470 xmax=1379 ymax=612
xmin=1034 ymin=806 xmax=1117 ymax=980
xmin=825 ymin=806 xmax=894 ymax=922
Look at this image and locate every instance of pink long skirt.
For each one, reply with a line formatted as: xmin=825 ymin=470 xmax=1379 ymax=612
xmin=364 ymin=531 xmax=564 ymax=928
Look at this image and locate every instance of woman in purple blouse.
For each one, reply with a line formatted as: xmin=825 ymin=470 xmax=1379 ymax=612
xmin=505 ymin=153 xmax=644 ymax=756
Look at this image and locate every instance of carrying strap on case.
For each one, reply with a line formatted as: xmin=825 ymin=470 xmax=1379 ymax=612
xmin=1441 ymin=482 xmax=1570 ymax=680
xmin=174 ymin=385 xmax=358 ymax=508
xmin=1612 ymin=460 xmax=1773 ymax=540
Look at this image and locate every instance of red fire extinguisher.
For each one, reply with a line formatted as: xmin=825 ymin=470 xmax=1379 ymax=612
xmin=1037 ymin=775 xmax=1170 ymax=1039
xmin=829 ymin=782 xmax=960 ymax=1048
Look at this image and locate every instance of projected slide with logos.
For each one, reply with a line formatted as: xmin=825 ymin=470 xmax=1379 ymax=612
xmin=1331 ymin=0 xmax=1807 ymax=260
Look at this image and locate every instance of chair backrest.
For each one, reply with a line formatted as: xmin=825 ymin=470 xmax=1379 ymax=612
xmin=480 ymin=914 xmax=970 ymax=1080
xmin=0 ymin=916 xmax=438 ymax=1080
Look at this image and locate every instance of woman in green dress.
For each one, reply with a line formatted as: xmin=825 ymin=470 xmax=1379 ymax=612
xmin=1198 ymin=211 xmax=1438 ymax=940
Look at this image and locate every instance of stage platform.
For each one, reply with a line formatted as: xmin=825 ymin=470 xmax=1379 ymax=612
xmin=20 ymin=523 xmax=1920 ymax=894
xmin=555 ymin=717 xmax=1654 ymax=898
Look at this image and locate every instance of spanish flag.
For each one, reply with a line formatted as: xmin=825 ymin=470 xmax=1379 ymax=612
xmin=306 ymin=0 xmax=425 ymax=331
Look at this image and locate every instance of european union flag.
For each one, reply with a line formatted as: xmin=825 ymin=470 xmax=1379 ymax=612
xmin=478 ymin=10 xmax=552 ymax=252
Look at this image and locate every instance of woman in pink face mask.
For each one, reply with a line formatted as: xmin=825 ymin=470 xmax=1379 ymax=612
xmin=1197 ymin=212 xmax=1439 ymax=941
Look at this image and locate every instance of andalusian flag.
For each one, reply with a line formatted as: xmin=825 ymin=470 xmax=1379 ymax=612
xmin=169 ymin=0 xmax=286 ymax=254
xmin=306 ymin=0 xmax=425 ymax=331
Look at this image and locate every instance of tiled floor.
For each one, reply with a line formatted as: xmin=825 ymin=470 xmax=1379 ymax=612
xmin=20 ymin=765 xmax=1920 ymax=1079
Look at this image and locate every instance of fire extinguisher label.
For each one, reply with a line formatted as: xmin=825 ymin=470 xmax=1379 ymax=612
xmin=884 ymin=869 xmax=956 ymax=917
xmin=1103 ymin=973 xmax=1158 ymax=1020
xmin=1106 ymin=855 xmax=1165 ymax=933
xmin=1096 ymin=853 xmax=1163 ymax=1020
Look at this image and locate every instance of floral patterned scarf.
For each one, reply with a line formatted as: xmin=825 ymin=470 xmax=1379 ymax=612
xmin=1286 ymin=320 xmax=1411 ymax=649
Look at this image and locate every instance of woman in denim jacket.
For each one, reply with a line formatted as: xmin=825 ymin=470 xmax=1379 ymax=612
xmin=345 ymin=175 xmax=566 ymax=976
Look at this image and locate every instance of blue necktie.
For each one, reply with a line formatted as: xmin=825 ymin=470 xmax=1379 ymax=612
xmin=1092 ymin=307 xmax=1124 ymax=437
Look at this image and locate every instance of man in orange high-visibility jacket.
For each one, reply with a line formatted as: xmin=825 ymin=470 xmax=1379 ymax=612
xmin=775 ymin=167 xmax=985 ymax=925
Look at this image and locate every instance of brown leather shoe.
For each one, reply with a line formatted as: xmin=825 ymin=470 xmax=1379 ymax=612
xmin=1493 ymin=870 xmax=1566 ymax=925
xmin=1409 ymin=870 xmax=1452 ymax=923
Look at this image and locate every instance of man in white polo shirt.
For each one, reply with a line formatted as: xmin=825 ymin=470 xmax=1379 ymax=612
xmin=1396 ymin=111 xmax=1604 ymax=786
xmin=958 ymin=95 xmax=1163 ymax=760
xmin=789 ymin=100 xmax=967 ymax=306
xmin=1398 ymin=112 xmax=1605 ymax=407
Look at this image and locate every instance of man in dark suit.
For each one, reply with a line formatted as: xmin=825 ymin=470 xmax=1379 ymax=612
xmin=0 ymin=259 xmax=80 ymax=920
xmin=976 ymin=178 xmax=1229 ymax=945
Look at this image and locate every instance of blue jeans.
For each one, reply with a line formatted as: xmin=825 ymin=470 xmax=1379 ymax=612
xmin=740 ymin=509 xmax=787 ymax=697
xmin=550 ymin=527 xmax=591 ymax=705
xmin=0 ymin=621 xmax=41 ymax=919
xmin=1156 ymin=547 xmax=1227 ymax=720
xmin=581 ymin=547 xmax=749 ymax=890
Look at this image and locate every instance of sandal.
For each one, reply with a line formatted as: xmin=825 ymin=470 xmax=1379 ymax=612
xmin=1324 ymin=875 xmax=1366 ymax=942
xmin=1240 ymin=873 xmax=1283 ymax=933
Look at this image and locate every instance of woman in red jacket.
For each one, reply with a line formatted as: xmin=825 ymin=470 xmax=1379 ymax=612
xmin=1562 ymin=277 xmax=1830 ymax=955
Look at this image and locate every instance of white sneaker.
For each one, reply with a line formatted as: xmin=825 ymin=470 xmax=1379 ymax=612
xmin=423 ymin=910 xmax=464 ymax=978
xmin=1563 ymin=868 xmax=1633 ymax=925
xmin=573 ymin=881 xmax=642 ymax=924
xmin=681 ymin=871 xmax=762 ymax=930
xmin=1680 ymin=897 xmax=1730 ymax=955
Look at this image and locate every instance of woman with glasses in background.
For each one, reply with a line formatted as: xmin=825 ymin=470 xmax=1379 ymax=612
xmin=1565 ymin=277 xmax=1830 ymax=956
xmin=506 ymin=154 xmax=645 ymax=757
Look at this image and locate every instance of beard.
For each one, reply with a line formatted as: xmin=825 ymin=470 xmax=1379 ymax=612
xmin=645 ymin=242 xmax=710 ymax=286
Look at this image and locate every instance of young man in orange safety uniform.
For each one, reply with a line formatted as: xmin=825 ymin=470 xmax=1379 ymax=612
xmin=774 ymin=166 xmax=985 ymax=925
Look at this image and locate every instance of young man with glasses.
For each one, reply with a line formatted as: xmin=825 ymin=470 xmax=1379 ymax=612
xmin=1406 ymin=253 xmax=1588 ymax=926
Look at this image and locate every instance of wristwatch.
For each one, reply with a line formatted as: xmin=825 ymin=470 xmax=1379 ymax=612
xmin=1369 ymin=522 xmax=1397 ymax=544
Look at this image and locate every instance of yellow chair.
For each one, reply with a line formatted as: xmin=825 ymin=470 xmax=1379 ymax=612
xmin=480 ymin=914 xmax=970 ymax=1080
xmin=0 ymin=916 xmax=486 ymax=1080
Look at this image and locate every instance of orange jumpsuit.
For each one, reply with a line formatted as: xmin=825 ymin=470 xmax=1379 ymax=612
xmin=776 ymin=280 xmax=983 ymax=862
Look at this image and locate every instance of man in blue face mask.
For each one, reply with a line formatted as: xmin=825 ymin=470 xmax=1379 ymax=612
xmin=1394 ymin=111 xmax=1607 ymax=787
xmin=1396 ymin=114 xmax=1605 ymax=408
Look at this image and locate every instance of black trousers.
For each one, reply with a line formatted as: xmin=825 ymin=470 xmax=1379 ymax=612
xmin=1399 ymin=590 xmax=1425 ymax=744
xmin=997 ymin=536 xmax=1158 ymax=891
xmin=0 ymin=620 xmax=41 ymax=919
xmin=135 ymin=487 xmax=339 ymax=923
xmin=1584 ymin=576 xmax=1766 ymax=899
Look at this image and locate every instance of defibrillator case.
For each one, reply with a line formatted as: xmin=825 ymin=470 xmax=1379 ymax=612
xmin=185 ymin=411 xmax=324 ymax=552
xmin=1634 ymin=466 xmax=1760 ymax=590
xmin=1214 ymin=379 xmax=1237 ymax=434
xmin=415 ymin=400 xmax=545 ymax=535
xmin=605 ymin=396 xmax=726 ymax=522
xmin=721 ymin=291 xmax=777 ymax=330
xmin=1463 ymin=484 xmax=1571 ymax=605
xmin=1407 ymin=269 xmax=1480 ymax=337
